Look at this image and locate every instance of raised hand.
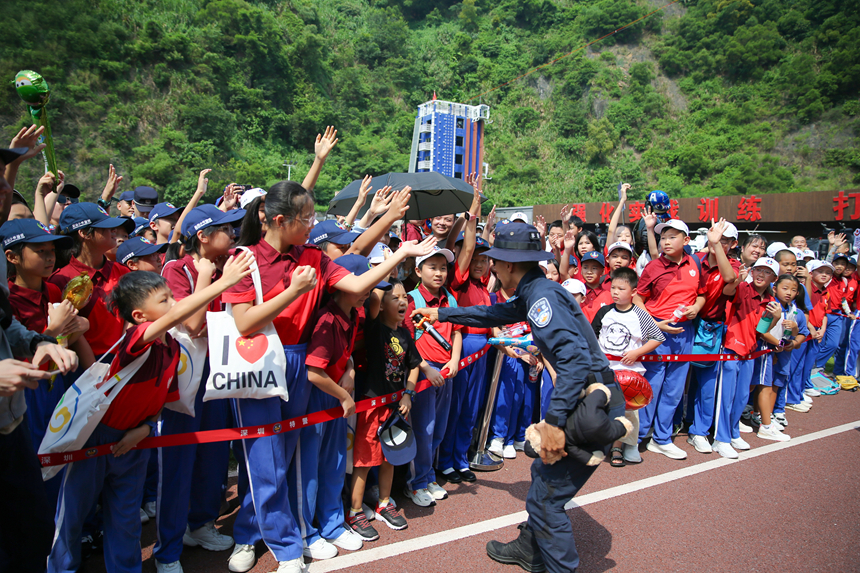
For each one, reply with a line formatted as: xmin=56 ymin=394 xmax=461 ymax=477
xmin=196 ymin=168 xmax=212 ymax=195
xmin=9 ymin=124 xmax=47 ymax=162
xmin=194 ymin=257 xmax=217 ymax=279
xmin=390 ymin=187 xmax=412 ymax=219
xmin=707 ymin=217 xmax=728 ymax=245
xmin=220 ymin=251 xmax=255 ymax=286
xmin=485 ymin=204 xmax=497 ymax=228
xmin=358 ymin=175 xmax=373 ymax=201
xmin=314 ymin=126 xmax=339 ymax=162
xmin=534 ymin=215 xmax=547 ymax=238
xmin=643 ymin=207 xmax=658 ymax=231
xmin=619 ymin=183 xmax=630 ymax=203
xmin=563 ymin=228 xmax=577 ymax=252
xmin=368 ymin=186 xmax=394 ymax=217
xmin=101 ymin=164 xmax=123 ymax=202
xmin=559 ymin=204 xmax=570 ymax=221
xmin=35 ymin=171 xmax=57 ymax=198
xmin=220 ymin=185 xmax=239 ymax=211
xmin=400 ymin=235 xmax=437 ymax=258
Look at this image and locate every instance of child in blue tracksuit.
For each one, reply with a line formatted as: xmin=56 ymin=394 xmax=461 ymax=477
xmin=49 ymin=254 xmax=252 ymax=573
xmin=754 ymin=275 xmax=808 ymax=442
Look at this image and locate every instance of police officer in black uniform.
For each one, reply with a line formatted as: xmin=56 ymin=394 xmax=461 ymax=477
xmin=412 ymin=222 xmax=623 ymax=573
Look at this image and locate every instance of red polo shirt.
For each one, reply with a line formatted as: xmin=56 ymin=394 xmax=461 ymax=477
xmin=449 ymin=264 xmax=491 ymax=335
xmin=638 ymin=253 xmax=707 ymax=321
xmin=580 ymin=278 xmax=612 ymax=323
xmin=306 ymin=299 xmax=358 ymax=383
xmin=808 ymin=282 xmax=830 ymax=328
xmin=8 ymin=280 xmax=62 ymax=364
xmin=50 ymin=257 xmax=130 ymax=357
xmin=724 ymin=282 xmax=774 ymax=356
xmin=221 ymin=241 xmax=351 ymax=345
xmin=404 ymin=283 xmax=462 ymax=364
xmin=844 ymin=275 xmax=858 ymax=311
xmin=826 ymin=277 xmax=846 ymax=312
xmin=162 ymin=254 xmax=223 ymax=311
xmin=698 ymin=255 xmax=742 ymax=322
xmin=101 ymin=323 xmax=180 ymax=431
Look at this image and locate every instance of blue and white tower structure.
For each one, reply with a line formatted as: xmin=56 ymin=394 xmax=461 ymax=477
xmin=408 ymin=97 xmax=490 ymax=180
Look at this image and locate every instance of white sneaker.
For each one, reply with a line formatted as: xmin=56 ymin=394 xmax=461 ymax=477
xmin=502 ymin=444 xmax=517 ymax=459
xmin=686 ymin=435 xmax=712 ymax=454
xmin=426 ymin=481 xmax=448 ymax=500
xmin=513 ymin=440 xmax=526 ymax=452
xmin=786 ymin=402 xmax=810 ymax=413
xmin=738 ymin=421 xmax=753 ymax=433
xmin=488 ymin=437 xmax=504 ymax=457
xmin=803 ymin=394 xmax=814 ymax=405
xmin=731 ymin=437 xmax=750 ymax=451
xmin=184 ymin=522 xmax=234 ymax=551
xmin=155 ymin=560 xmax=183 ymax=573
xmin=404 ymin=487 xmax=436 ymax=507
xmin=772 ymin=413 xmax=788 ymax=427
xmin=757 ymin=424 xmax=790 ymax=442
xmin=805 ymin=387 xmax=821 ymax=397
xmin=143 ymin=501 xmax=157 ymax=518
xmin=646 ymin=441 xmax=687 ymax=460
xmin=328 ymin=527 xmax=363 ymax=551
xmin=228 ymin=544 xmax=255 ymax=573
xmin=274 ymin=557 xmax=307 ymax=573
xmin=712 ymin=440 xmax=739 ymax=459
xmin=140 ymin=508 xmax=150 ymax=524
xmin=302 ymin=538 xmax=337 ymax=560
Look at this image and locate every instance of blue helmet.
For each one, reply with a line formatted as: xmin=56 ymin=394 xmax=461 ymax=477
xmin=647 ymin=190 xmax=670 ymax=213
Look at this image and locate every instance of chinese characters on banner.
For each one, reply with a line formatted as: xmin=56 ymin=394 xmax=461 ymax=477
xmin=832 ymin=191 xmax=860 ymax=221
xmin=599 ymin=202 xmax=614 ymax=223
xmin=698 ymin=197 xmax=719 ymax=222
xmin=570 ymin=203 xmax=586 ymax=223
xmin=736 ymin=195 xmax=762 ymax=222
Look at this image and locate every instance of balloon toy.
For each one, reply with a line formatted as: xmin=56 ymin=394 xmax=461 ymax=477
xmin=14 ymin=70 xmax=58 ymax=182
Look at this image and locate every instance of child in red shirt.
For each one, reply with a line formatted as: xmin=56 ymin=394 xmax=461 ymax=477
xmin=578 ymin=251 xmax=612 ymax=322
xmin=712 ymin=257 xmax=780 ymax=459
xmin=48 ymin=252 xmax=253 ymax=573
xmin=806 ymin=260 xmax=835 ymax=376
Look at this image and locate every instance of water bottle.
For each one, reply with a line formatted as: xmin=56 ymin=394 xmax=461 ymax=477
xmin=672 ymin=305 xmax=687 ymax=323
xmin=528 ymin=364 xmax=539 ymax=382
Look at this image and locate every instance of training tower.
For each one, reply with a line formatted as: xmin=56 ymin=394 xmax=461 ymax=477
xmin=408 ymin=96 xmax=490 ymax=180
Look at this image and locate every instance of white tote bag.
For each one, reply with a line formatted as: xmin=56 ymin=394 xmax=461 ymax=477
xmin=38 ymin=336 xmax=152 ymax=480
xmin=164 ymin=264 xmax=209 ymax=417
xmin=204 ymin=250 xmax=289 ymax=402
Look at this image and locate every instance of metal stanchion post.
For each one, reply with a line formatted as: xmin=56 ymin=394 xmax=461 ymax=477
xmin=469 ymin=350 xmax=505 ymax=471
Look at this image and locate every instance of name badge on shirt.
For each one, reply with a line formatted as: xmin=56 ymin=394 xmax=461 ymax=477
xmin=528 ymin=297 xmax=553 ymax=328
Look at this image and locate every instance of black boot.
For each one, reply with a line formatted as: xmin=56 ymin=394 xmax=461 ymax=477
xmin=486 ymin=522 xmax=547 ymax=572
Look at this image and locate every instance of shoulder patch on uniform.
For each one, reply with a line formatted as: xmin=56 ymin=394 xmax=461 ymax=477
xmin=528 ymin=297 xmax=553 ymax=328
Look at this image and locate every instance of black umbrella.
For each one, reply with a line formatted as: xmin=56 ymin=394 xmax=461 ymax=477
xmin=327 ymin=172 xmax=486 ymax=221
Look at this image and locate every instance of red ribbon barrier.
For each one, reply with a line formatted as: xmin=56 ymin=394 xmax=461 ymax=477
xmin=604 ymin=348 xmax=773 ymax=363
xmin=39 ymin=344 xmax=494 ymax=468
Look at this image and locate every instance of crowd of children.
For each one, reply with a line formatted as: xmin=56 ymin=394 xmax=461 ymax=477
xmin=2 ymin=127 xmax=858 ymax=573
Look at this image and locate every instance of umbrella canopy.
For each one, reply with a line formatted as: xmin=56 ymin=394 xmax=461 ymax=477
xmin=327 ymin=172 xmax=486 ymax=221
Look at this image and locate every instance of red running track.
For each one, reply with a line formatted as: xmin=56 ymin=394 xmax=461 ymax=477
xmin=83 ymin=391 xmax=860 ymax=573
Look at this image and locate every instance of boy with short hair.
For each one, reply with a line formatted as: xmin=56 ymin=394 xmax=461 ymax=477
xmin=403 ymin=246 xmax=463 ymax=507
xmin=591 ymin=267 xmax=665 ymax=465
xmin=48 ymin=251 xmax=253 ymax=573
xmin=635 ymin=219 xmax=706 ymax=460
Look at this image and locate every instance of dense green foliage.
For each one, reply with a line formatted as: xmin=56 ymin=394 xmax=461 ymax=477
xmin=2 ymin=0 xmax=858 ymax=209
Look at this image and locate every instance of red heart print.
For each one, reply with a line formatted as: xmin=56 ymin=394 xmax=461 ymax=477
xmin=235 ymin=333 xmax=268 ymax=364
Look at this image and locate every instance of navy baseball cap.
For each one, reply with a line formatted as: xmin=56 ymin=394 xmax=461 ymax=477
xmin=181 ymin=204 xmax=246 ymax=238
xmin=118 ymin=191 xmax=135 ymax=202
xmin=581 ymin=250 xmax=605 ymax=267
xmin=336 ymin=254 xmax=391 ymax=290
xmin=148 ymin=202 xmax=180 ymax=223
xmin=833 ymin=252 xmax=851 ymax=264
xmin=483 ymin=222 xmax=555 ymax=263
xmin=378 ymin=412 xmax=417 ymax=466
xmin=133 ymin=186 xmax=158 ymax=207
xmin=59 ymin=203 xmax=135 ymax=235
xmin=129 ymin=217 xmax=150 ymax=237
xmin=309 ymin=220 xmax=361 ymax=247
xmin=568 ymin=254 xmax=579 ymax=267
xmin=0 ymin=218 xmax=72 ymax=249
xmin=454 ymin=231 xmax=491 ymax=251
xmin=0 ymin=147 xmax=26 ymax=165
xmin=116 ymin=237 xmax=168 ymax=265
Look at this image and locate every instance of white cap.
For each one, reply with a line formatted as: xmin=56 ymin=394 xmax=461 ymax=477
xmin=753 ymin=256 xmax=780 ymax=276
xmin=606 ymin=241 xmax=634 ymax=255
xmin=766 ymin=242 xmax=787 ymax=258
xmin=561 ymin=278 xmax=587 ymax=297
xmin=416 ymin=246 xmax=454 ymax=267
xmin=721 ymin=222 xmax=739 ymax=239
xmin=654 ymin=219 xmax=689 ymax=236
xmin=239 ymin=188 xmax=266 ymax=209
xmin=368 ymin=242 xmax=393 ymax=265
xmin=806 ymin=260 xmax=834 ymax=273
xmin=802 ymin=248 xmax=816 ymax=260
xmin=539 ymin=260 xmax=549 ymax=269
xmin=788 ymin=247 xmax=804 ymax=259
xmin=510 ymin=211 xmax=529 ymax=224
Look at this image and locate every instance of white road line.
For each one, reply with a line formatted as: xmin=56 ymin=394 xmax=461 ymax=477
xmin=309 ymin=420 xmax=860 ymax=572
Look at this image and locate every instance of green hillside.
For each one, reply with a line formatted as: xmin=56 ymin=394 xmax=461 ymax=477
xmin=1 ymin=0 xmax=858 ymax=210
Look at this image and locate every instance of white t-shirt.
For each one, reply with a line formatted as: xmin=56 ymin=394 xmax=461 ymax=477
xmin=591 ymin=303 xmax=665 ymax=374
